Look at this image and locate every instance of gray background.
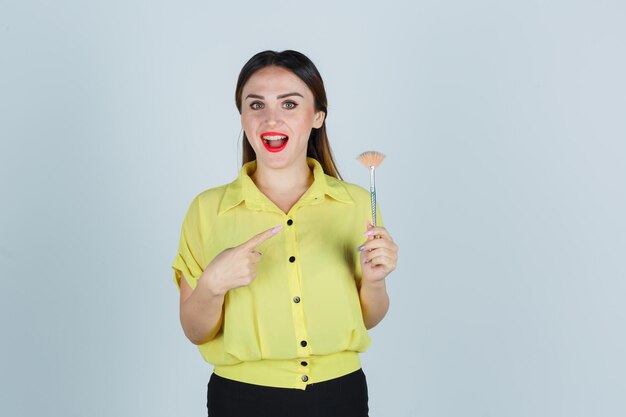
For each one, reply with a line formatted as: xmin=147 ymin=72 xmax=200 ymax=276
xmin=1 ymin=0 xmax=625 ymax=416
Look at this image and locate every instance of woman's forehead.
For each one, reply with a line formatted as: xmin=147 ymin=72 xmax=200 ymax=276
xmin=242 ymin=66 xmax=312 ymax=98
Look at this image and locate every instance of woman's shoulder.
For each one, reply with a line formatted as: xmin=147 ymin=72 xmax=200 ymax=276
xmin=193 ymin=183 xmax=229 ymax=204
xmin=324 ymin=174 xmax=370 ymax=203
xmin=183 ymin=183 xmax=230 ymax=216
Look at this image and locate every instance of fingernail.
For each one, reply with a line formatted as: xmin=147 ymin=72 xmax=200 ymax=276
xmin=356 ymin=245 xmax=365 ymax=252
xmin=364 ymin=230 xmax=375 ymax=236
xmin=271 ymin=226 xmax=283 ymax=234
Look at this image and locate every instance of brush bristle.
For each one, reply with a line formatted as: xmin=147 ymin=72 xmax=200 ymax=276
xmin=357 ymin=151 xmax=386 ymax=169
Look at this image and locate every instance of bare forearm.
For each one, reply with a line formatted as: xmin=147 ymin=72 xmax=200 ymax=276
xmin=359 ymin=280 xmax=390 ymax=329
xmin=180 ymin=278 xmax=225 ymax=345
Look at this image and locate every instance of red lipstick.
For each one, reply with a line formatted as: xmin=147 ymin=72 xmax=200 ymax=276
xmin=260 ymin=131 xmax=289 ymax=153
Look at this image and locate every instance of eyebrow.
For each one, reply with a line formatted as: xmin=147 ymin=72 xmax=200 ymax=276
xmin=245 ymin=92 xmax=304 ymax=100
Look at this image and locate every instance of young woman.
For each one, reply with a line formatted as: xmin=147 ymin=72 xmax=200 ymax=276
xmin=172 ymin=50 xmax=398 ymax=417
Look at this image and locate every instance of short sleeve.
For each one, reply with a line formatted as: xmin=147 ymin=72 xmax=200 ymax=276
xmin=171 ymin=196 xmax=205 ymax=290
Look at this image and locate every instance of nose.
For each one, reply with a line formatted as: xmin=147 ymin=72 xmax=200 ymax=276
xmin=264 ymin=107 xmax=281 ymax=126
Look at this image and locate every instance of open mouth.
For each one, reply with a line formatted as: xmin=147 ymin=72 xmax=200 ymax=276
xmin=261 ymin=132 xmax=289 ymax=153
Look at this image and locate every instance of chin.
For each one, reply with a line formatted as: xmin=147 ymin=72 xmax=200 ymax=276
xmin=257 ymin=155 xmax=290 ymax=169
xmin=256 ymin=151 xmax=306 ymax=170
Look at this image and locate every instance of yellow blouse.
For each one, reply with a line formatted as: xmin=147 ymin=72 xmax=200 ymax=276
xmin=172 ymin=157 xmax=383 ymax=389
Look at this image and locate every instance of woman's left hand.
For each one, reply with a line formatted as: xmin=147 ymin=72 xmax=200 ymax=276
xmin=358 ymin=223 xmax=398 ymax=284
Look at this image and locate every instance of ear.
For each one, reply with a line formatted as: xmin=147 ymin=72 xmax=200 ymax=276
xmin=312 ymin=110 xmax=325 ymax=129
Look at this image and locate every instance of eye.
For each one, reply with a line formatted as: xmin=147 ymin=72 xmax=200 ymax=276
xmin=282 ymin=101 xmax=298 ymax=109
xmin=250 ymin=101 xmax=264 ymax=110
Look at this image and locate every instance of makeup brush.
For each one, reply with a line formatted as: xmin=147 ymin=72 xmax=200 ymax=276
xmin=357 ymin=151 xmax=386 ymax=227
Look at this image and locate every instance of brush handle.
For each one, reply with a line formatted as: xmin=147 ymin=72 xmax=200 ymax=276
xmin=369 ymin=166 xmax=377 ymax=227
xmin=370 ymin=188 xmax=377 ymax=227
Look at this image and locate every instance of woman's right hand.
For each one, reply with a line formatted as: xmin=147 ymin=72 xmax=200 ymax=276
xmin=198 ymin=225 xmax=283 ymax=296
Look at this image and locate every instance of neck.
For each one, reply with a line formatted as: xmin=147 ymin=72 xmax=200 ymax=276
xmin=251 ymin=158 xmax=313 ymax=195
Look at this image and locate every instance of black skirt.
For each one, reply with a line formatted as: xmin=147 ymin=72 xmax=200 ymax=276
xmin=207 ymin=368 xmax=369 ymax=417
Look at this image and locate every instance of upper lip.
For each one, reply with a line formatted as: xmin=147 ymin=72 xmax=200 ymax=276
xmin=261 ymin=131 xmax=289 ymax=140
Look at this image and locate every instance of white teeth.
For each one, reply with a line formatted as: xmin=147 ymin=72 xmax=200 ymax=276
xmin=262 ymin=135 xmax=288 ymax=141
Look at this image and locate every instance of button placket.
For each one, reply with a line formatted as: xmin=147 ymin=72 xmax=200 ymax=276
xmin=284 ymin=214 xmax=309 ymax=358
xmin=299 ymin=358 xmax=311 ymax=385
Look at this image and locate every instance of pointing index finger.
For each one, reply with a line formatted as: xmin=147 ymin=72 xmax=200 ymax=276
xmin=241 ymin=225 xmax=283 ymax=250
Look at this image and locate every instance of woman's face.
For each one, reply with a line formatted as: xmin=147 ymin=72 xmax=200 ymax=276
xmin=241 ymin=66 xmax=325 ymax=170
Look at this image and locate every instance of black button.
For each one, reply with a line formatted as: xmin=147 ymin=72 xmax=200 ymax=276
xmin=289 ymin=256 xmax=296 ymax=263
xmin=293 ymin=296 xmax=301 ymax=303
xmin=287 ymin=219 xmax=293 ymax=226
xmin=301 ymin=361 xmax=308 ymax=366
xmin=300 ymin=340 xmax=307 ymax=347
xmin=302 ymin=375 xmax=309 ymax=382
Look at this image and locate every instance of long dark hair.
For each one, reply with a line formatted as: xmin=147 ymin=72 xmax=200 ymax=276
xmin=235 ymin=50 xmax=341 ymax=179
